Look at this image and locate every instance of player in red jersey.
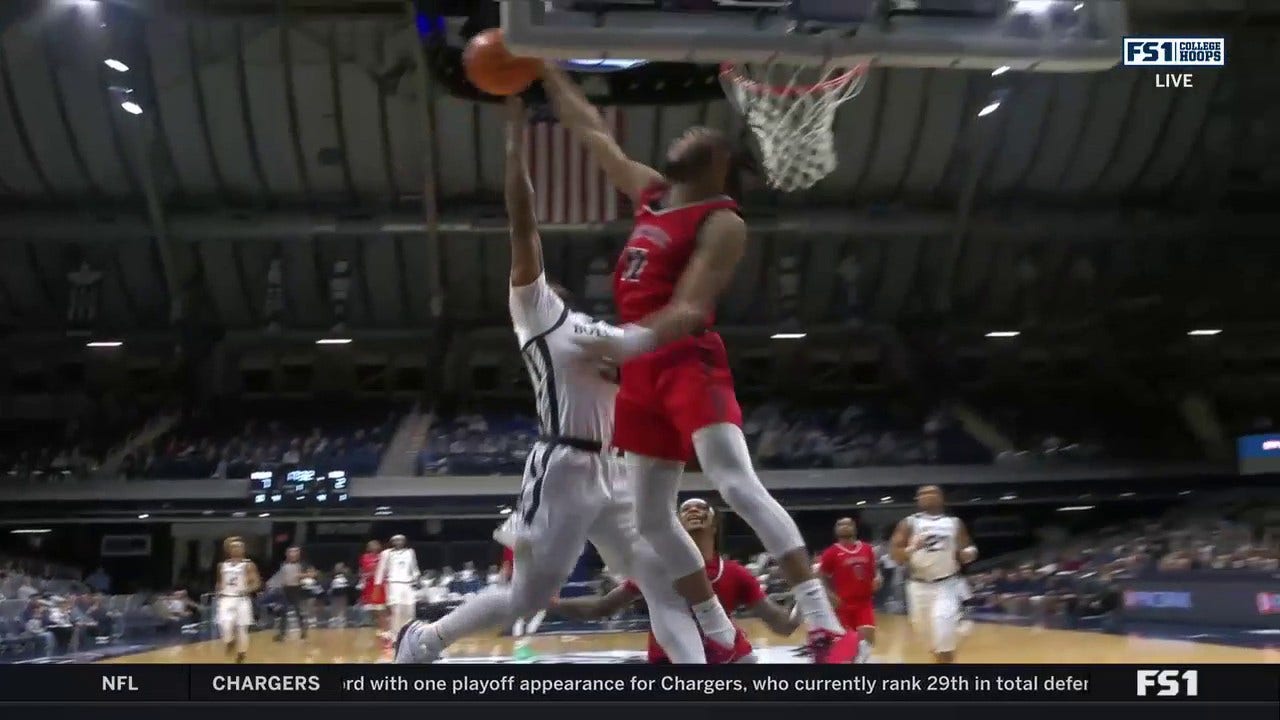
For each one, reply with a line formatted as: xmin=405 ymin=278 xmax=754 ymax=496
xmin=818 ymin=517 xmax=881 ymax=663
xmin=540 ymin=65 xmax=852 ymax=662
xmin=553 ymin=498 xmax=799 ymax=662
xmin=358 ymin=540 xmax=388 ymax=646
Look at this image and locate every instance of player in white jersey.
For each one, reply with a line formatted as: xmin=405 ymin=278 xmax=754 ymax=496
xmin=375 ymin=534 xmax=420 ymax=638
xmin=216 ymin=536 xmax=260 ymax=663
xmin=890 ymin=485 xmax=977 ymax=663
xmin=395 ymin=97 xmax=706 ymax=664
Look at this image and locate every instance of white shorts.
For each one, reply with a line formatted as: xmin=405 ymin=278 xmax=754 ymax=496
xmin=907 ymin=577 xmax=965 ymax=653
xmin=217 ymin=596 xmax=253 ymax=629
xmin=492 ymin=443 xmax=697 ymax=661
xmin=386 ymin=582 xmax=417 ymax=607
xmin=506 ymin=441 xmax=612 ymax=572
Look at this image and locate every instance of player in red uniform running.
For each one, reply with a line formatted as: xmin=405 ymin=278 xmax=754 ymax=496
xmin=553 ymin=498 xmax=799 ymax=662
xmin=539 ymin=65 xmax=853 ymax=662
xmin=817 ymin=517 xmax=881 ymax=663
xmin=358 ymin=540 xmax=389 ymax=647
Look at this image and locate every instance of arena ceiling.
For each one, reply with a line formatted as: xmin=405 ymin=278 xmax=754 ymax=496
xmin=0 ymin=1 xmax=1276 ymax=341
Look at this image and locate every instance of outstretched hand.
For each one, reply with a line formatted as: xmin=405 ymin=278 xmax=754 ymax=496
xmin=571 ymin=321 xmax=657 ymax=364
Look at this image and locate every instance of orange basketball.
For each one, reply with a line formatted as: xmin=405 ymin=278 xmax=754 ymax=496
xmin=462 ymin=29 xmax=541 ymax=97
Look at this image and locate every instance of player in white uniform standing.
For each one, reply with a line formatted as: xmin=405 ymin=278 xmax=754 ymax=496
xmin=375 ymin=534 xmax=420 ymax=639
xmin=890 ymin=485 xmax=977 ymax=663
xmin=395 ymin=97 xmax=706 ymax=664
xmin=216 ymin=536 xmax=260 ymax=664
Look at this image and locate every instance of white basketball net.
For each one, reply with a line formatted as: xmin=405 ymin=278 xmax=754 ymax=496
xmin=721 ymin=60 xmax=869 ymax=193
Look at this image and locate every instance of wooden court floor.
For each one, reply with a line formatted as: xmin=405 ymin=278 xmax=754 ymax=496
xmin=101 ymin=616 xmax=1276 ymax=664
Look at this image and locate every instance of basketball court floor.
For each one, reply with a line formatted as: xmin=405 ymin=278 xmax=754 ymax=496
xmin=100 ymin=617 xmax=1276 ymax=665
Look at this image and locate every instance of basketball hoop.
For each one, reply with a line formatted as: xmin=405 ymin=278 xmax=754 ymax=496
xmin=720 ymin=59 xmax=869 ymax=193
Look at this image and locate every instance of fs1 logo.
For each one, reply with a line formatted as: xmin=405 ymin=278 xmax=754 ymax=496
xmin=1137 ymin=670 xmax=1199 ymax=697
xmin=1123 ymin=37 xmax=1226 ymax=66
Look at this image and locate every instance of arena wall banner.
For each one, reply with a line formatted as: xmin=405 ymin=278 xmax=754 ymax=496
xmin=1121 ymin=576 xmax=1280 ymax=629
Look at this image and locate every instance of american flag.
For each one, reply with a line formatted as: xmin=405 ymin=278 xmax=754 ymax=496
xmin=525 ymin=107 xmax=625 ymax=225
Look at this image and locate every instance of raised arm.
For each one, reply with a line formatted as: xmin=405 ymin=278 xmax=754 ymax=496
xmin=505 ymin=97 xmax=542 ymax=287
xmin=539 ymin=64 xmax=662 ymax=203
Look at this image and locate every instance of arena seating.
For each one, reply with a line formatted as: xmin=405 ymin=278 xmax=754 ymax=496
xmin=415 ymin=403 xmax=990 ymax=476
xmin=0 ymin=416 xmax=128 ymax=481
xmin=132 ymin=401 xmax=403 ymax=480
xmin=957 ymin=499 xmax=1279 ymax=631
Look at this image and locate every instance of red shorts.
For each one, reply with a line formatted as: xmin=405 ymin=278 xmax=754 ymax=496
xmin=613 ymin=332 xmax=742 ymax=463
xmin=360 ymin=584 xmax=386 ymax=608
xmin=837 ymin=600 xmax=875 ymax=631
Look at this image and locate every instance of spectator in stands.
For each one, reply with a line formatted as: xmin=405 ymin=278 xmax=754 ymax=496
xmin=85 ymin=566 xmax=111 ymax=594
xmin=16 ymin=576 xmax=39 ymax=601
xmin=21 ymin=599 xmax=55 ymax=657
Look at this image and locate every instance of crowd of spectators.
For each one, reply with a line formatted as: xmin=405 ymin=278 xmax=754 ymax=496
xmin=415 ymin=402 xmax=991 ymax=475
xmin=959 ymin=501 xmax=1278 ymax=629
xmin=123 ymin=402 xmax=403 ymax=480
xmin=744 ymin=402 xmax=990 ymax=469
xmin=0 ymin=420 xmax=114 ymax=481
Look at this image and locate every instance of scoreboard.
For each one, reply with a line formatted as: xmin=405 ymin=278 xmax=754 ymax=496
xmin=249 ymin=469 xmax=351 ymax=506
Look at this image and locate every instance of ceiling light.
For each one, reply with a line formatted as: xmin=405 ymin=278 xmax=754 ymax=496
xmin=317 ymin=337 xmax=353 ymax=345
xmin=978 ymin=101 xmax=1001 ymax=117
xmin=1000 ymin=493 xmax=1016 ymax=501
xmin=770 ymin=333 xmax=806 ymax=340
xmin=1073 ymin=2 xmax=1084 ymax=10
xmin=1056 ymin=505 xmax=1095 ymax=512
xmin=499 ymin=507 xmax=513 ymax=516
xmin=10 ymin=528 xmax=52 ymax=535
xmin=137 ymin=513 xmax=150 ymax=519
xmin=1178 ymin=490 xmax=1192 ymax=496
xmin=104 ymin=59 xmax=129 ymax=72
xmin=120 ymin=101 xmax=143 ymax=115
xmin=1188 ymin=329 xmax=1222 ymax=336
xmin=1119 ymin=491 xmax=1135 ymax=497
xmin=880 ymin=496 xmax=892 ymax=503
xmin=856 ymin=500 xmax=866 ymax=506
xmin=86 ymin=340 xmax=123 ymax=348
xmin=258 ymin=512 xmax=270 ymax=518
xmin=991 ymin=65 xmax=1010 ymax=76
xmin=985 ymin=330 xmax=1020 ymax=338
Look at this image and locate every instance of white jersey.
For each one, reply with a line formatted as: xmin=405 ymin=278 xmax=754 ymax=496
xmin=376 ymin=547 xmax=420 ymax=585
xmin=219 ymin=560 xmax=251 ymax=597
xmin=509 ymin=274 xmax=619 ymax=445
xmin=906 ymin=512 xmax=962 ymax=581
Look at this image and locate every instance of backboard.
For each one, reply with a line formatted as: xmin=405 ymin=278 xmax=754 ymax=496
xmin=502 ymin=0 xmax=1126 ymax=72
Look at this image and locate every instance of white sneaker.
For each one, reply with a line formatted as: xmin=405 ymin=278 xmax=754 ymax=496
xmin=854 ymin=639 xmax=872 ymax=664
xmin=394 ymin=621 xmax=443 ymax=664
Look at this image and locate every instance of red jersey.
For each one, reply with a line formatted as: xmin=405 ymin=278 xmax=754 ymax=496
xmin=359 ymin=552 xmax=381 ymax=587
xmin=818 ymin=541 xmax=877 ymax=602
xmin=624 ymin=555 xmax=764 ymax=663
xmin=614 ymin=184 xmax=739 ymax=324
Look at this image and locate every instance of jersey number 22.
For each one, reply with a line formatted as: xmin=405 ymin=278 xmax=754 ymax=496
xmin=621 ymin=247 xmax=648 ymax=282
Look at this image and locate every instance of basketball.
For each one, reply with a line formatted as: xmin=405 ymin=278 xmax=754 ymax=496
xmin=463 ymin=29 xmax=541 ymax=97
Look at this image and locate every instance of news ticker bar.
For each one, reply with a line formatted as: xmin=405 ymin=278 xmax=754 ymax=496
xmin=0 ymin=665 xmax=1274 ymax=703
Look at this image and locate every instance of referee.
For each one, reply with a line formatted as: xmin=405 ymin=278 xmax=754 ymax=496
xmin=271 ymin=546 xmax=310 ymax=641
